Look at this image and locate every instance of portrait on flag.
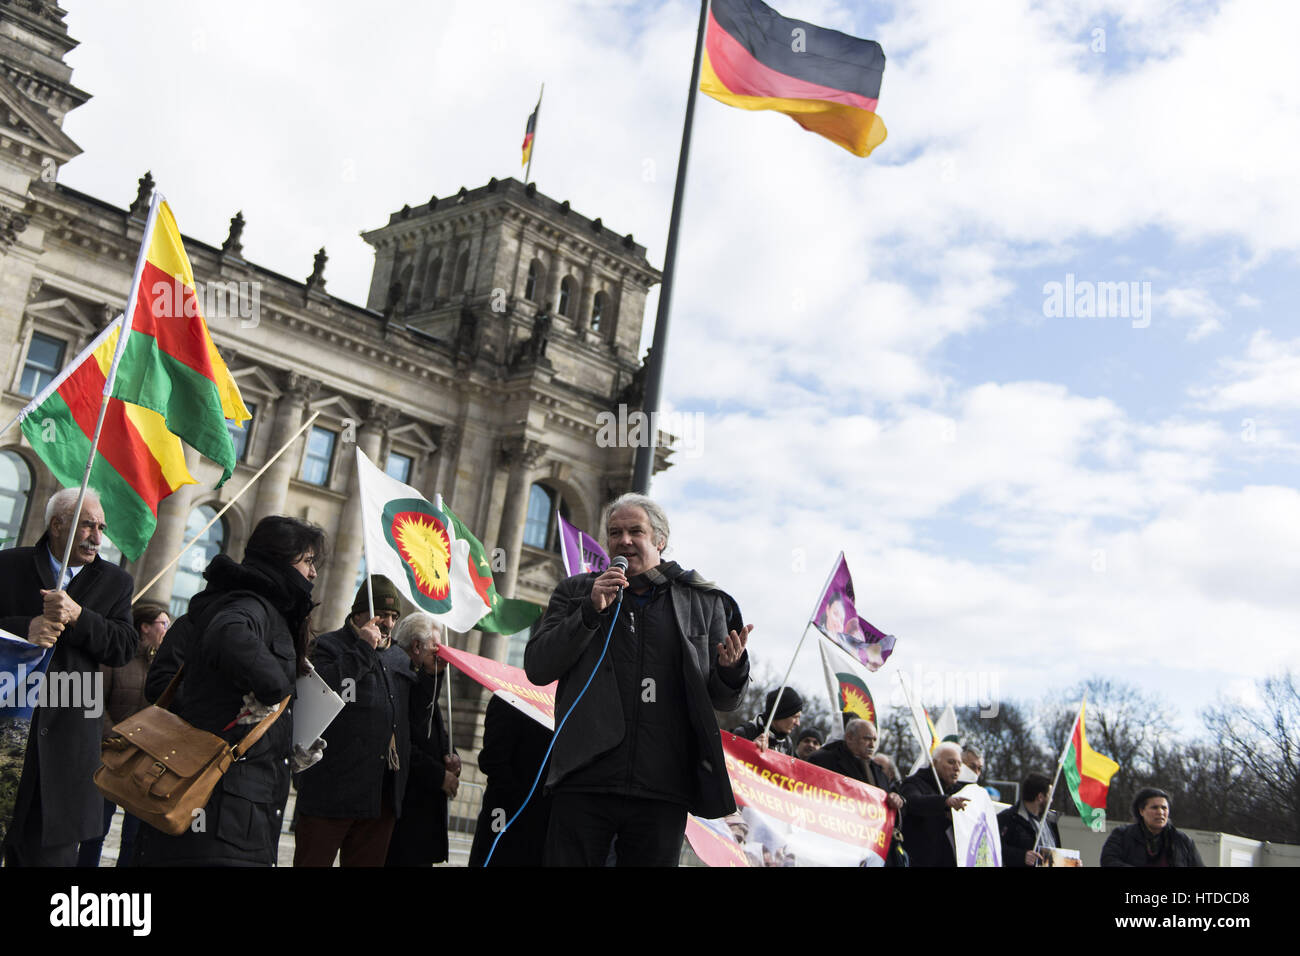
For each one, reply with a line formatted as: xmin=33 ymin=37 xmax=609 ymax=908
xmin=812 ymin=553 xmax=896 ymax=671
xmin=0 ymin=632 xmax=48 ymax=846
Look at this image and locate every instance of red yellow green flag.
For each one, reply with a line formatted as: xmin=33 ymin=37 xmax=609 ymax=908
xmin=1062 ymin=698 xmax=1120 ymax=829
xmin=17 ymin=318 xmax=196 ymax=560
xmin=110 ymin=199 xmax=250 ymax=485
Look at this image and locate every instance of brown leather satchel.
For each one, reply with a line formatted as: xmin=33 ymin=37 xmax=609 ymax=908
xmin=93 ymin=667 xmax=291 ymax=837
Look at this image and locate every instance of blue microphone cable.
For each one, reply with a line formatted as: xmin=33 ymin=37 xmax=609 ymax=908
xmin=481 ymin=590 xmax=623 ymax=866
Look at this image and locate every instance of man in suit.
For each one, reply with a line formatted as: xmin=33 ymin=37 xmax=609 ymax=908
xmin=525 ymin=493 xmax=752 ymax=866
xmin=0 ymin=488 xmax=136 ymax=866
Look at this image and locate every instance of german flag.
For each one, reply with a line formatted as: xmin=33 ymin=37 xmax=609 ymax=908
xmin=700 ymin=0 xmax=887 ymax=157
xmin=521 ymin=101 xmax=539 ymax=168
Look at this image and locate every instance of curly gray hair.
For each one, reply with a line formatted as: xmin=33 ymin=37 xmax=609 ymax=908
xmin=391 ymin=612 xmax=443 ymax=651
xmin=604 ymin=493 xmax=670 ymax=551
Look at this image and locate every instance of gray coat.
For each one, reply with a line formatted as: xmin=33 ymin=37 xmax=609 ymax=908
xmin=524 ymin=572 xmax=748 ymax=820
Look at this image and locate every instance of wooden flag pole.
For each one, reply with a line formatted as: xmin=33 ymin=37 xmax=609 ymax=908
xmin=1031 ymin=698 xmax=1085 ymax=861
xmin=896 ymin=671 xmax=945 ymax=794
xmin=56 ymin=193 xmax=161 ymax=589
xmin=131 ymin=410 xmax=321 ymax=602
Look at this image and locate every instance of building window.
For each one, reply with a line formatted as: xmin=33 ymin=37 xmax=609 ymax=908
xmin=453 ymin=250 xmax=470 ymax=294
xmin=591 ymin=291 xmax=608 ymax=331
xmin=386 ymin=451 xmax=413 ymax=484
xmin=300 ymin=426 xmax=336 ymax=486
xmin=169 ymin=504 xmax=226 ymax=616
xmin=0 ymin=450 xmax=32 ymax=548
xmin=558 ymin=276 xmax=576 ymax=318
xmin=423 ymin=257 xmax=442 ymax=307
xmin=20 ymin=332 xmax=66 ymax=396
xmin=504 ymin=621 xmax=539 ymax=670
xmin=227 ymin=402 xmax=256 ymax=462
xmin=522 ymin=482 xmax=569 ymax=552
xmin=525 ymin=260 xmax=543 ymax=302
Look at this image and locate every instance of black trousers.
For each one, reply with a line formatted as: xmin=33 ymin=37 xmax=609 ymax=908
xmin=545 ymin=792 xmax=687 ymax=867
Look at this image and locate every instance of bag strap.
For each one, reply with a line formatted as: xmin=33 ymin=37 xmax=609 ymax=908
xmin=156 ymin=663 xmax=185 ymax=710
xmin=231 ymin=694 xmax=293 ymax=760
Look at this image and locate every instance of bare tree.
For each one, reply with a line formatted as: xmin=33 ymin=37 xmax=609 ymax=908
xmin=1202 ymin=671 xmax=1300 ymax=843
xmin=956 ymin=702 xmax=1050 ymax=786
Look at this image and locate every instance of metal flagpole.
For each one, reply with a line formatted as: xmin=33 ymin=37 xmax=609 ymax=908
xmin=131 ymin=410 xmax=321 ymax=601
xmin=56 ymin=192 xmax=161 ymax=589
xmin=524 ymin=83 xmax=542 ymax=185
xmin=761 ymin=551 xmax=842 ymax=739
xmin=1032 ymin=697 xmax=1085 ymax=861
xmin=632 ymin=0 xmax=710 ymax=493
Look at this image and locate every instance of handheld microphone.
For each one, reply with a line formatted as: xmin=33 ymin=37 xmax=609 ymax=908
xmin=611 ymin=555 xmax=628 ymax=601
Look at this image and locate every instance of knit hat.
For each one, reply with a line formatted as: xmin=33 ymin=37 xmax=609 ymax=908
xmin=797 ymin=728 xmax=823 ymax=745
xmin=352 ymin=575 xmax=401 ymax=616
xmin=765 ymin=687 xmax=803 ymax=721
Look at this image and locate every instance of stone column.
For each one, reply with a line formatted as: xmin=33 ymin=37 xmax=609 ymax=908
xmin=251 ymin=373 xmax=316 ymax=523
xmin=320 ymin=402 xmax=395 ymax=626
xmin=579 ymin=269 xmax=596 ymax=330
xmin=546 ymin=253 xmax=564 ymax=312
xmin=134 ymin=445 xmax=201 ymax=604
xmin=481 ymin=436 xmax=547 ymax=662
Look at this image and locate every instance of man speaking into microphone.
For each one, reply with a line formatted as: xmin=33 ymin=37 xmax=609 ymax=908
xmin=525 ymin=493 xmax=751 ymax=866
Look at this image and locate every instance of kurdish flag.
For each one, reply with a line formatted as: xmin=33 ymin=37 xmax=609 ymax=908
xmin=355 ymin=448 xmax=492 ymax=633
xmin=442 ymin=503 xmax=544 ymax=635
xmin=17 ymin=317 xmax=199 ymax=560
xmin=818 ymin=638 xmax=876 ymax=728
xmin=700 ymin=0 xmax=887 ymax=157
xmin=1062 ymin=698 xmax=1120 ymax=829
xmin=111 ymin=199 xmax=249 ymax=485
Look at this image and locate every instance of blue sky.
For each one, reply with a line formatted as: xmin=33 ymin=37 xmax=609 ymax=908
xmin=55 ymin=0 xmax=1300 ymax=743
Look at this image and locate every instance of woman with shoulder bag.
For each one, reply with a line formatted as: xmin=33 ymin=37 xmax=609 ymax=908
xmin=135 ymin=515 xmax=325 ymax=867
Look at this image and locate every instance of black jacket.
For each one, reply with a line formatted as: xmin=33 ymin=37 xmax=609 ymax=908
xmin=386 ymin=664 xmax=450 ymax=866
xmin=0 ymin=535 xmax=136 ymax=846
xmin=899 ymin=768 xmax=959 ymax=867
xmin=294 ymin=623 xmax=411 ymax=819
xmin=525 ymin=571 xmax=748 ymax=819
xmin=136 ymin=554 xmax=311 ymax=867
xmin=731 ymin=717 xmax=794 ymax=756
xmin=1101 ymin=822 xmax=1205 ymax=867
xmin=467 ymin=694 xmax=554 ymax=867
xmin=997 ymin=803 xmax=1061 ymax=867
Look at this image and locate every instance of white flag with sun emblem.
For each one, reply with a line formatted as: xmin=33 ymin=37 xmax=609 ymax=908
xmin=355 ymin=448 xmax=491 ymax=633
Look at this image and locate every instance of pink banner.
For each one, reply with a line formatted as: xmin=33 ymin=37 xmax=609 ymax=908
xmin=437 ymin=645 xmax=556 ymax=728
xmin=686 ymin=734 xmax=895 ymax=867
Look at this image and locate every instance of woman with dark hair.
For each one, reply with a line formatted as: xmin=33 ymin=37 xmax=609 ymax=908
xmin=1100 ymin=787 xmax=1205 ymax=867
xmin=136 ymin=515 xmax=325 ymax=867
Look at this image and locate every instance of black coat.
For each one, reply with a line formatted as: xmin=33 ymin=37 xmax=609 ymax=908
xmin=899 ymin=768 xmax=959 ymax=867
xmin=808 ymin=740 xmax=905 ymax=865
xmin=294 ymin=623 xmax=411 ymax=819
xmin=997 ymin=803 xmax=1061 ymax=867
xmin=1101 ymin=822 xmax=1205 ymax=867
xmin=525 ymin=572 xmax=748 ymax=819
xmin=136 ymin=555 xmax=310 ymax=867
xmin=0 ymin=535 xmax=136 ymax=846
xmin=467 ymin=694 xmax=554 ymax=867
xmin=731 ymin=717 xmax=794 ymax=756
xmin=385 ymin=664 xmax=449 ymax=866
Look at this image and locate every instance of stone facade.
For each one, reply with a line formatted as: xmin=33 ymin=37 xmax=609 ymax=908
xmin=0 ymin=2 xmax=670 ymax=750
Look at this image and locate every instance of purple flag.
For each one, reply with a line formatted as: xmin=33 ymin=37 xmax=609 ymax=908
xmin=557 ymin=511 xmax=609 ymax=577
xmin=811 ymin=552 xmax=896 ymax=672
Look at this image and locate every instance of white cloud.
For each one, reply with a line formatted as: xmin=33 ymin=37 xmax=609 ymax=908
xmin=1195 ymin=331 xmax=1300 ymax=411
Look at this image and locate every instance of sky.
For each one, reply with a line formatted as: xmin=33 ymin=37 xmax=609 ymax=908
xmin=55 ymin=0 xmax=1300 ymax=742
